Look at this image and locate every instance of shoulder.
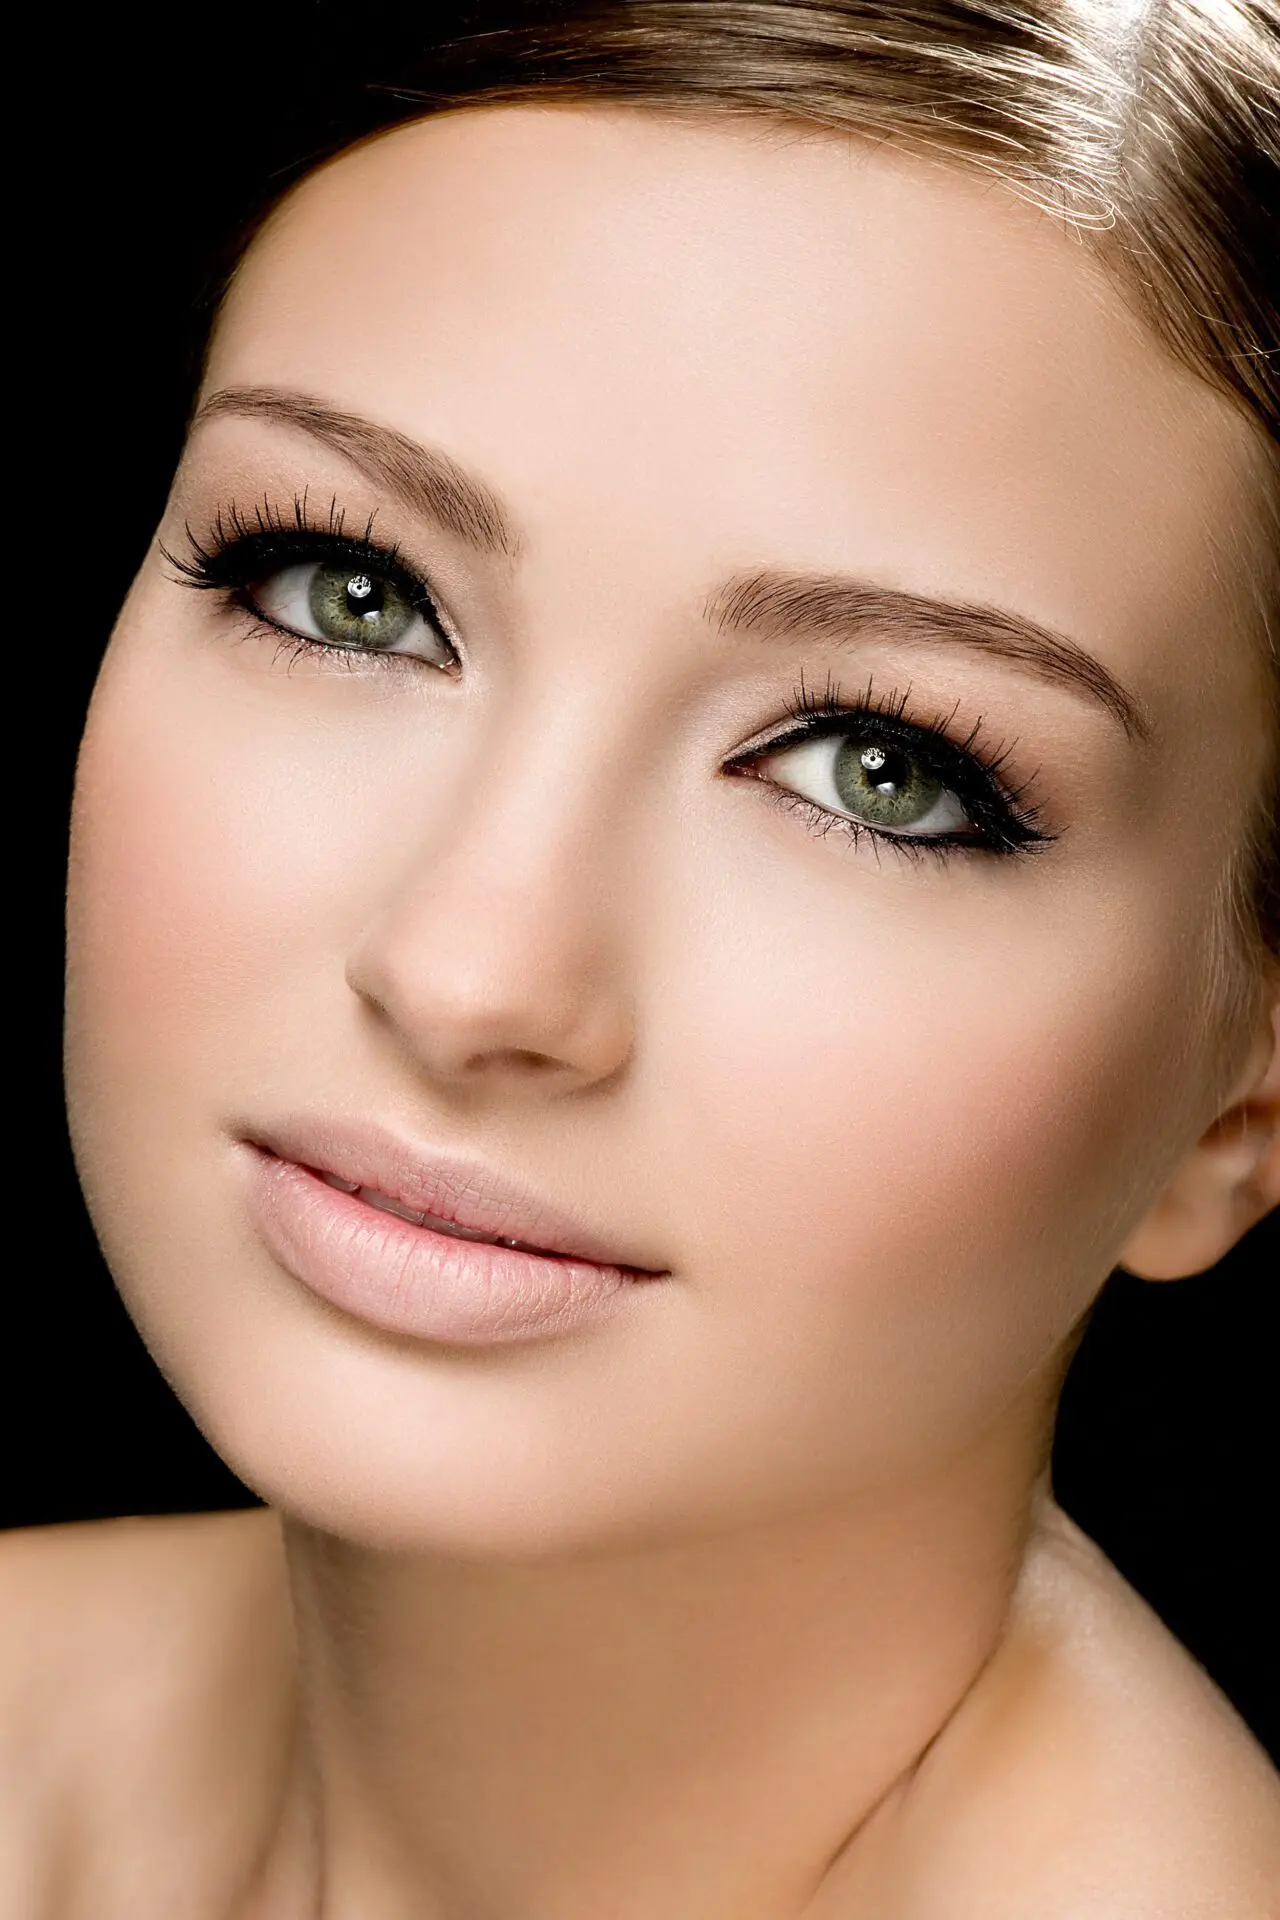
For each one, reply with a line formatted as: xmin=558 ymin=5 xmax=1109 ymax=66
xmin=846 ymin=1503 xmax=1280 ymax=1919
xmin=0 ymin=1508 xmax=290 ymax=1754
xmin=0 ymin=1510 xmax=293 ymax=1918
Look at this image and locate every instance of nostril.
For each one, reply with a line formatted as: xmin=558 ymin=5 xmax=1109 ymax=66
xmin=466 ymin=1047 xmax=567 ymax=1075
xmin=346 ymin=908 xmax=633 ymax=1091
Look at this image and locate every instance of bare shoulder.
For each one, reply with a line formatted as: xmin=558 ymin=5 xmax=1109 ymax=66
xmin=0 ymin=1509 xmax=294 ymax=1918
xmin=0 ymin=1507 xmax=291 ymax=1737
xmin=841 ymin=1502 xmax=1280 ymax=1919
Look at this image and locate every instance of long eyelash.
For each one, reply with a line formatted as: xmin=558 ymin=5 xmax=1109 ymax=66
xmin=783 ymin=667 xmax=1035 ymax=809
xmin=745 ymin=668 xmax=1055 ymax=859
xmin=160 ymin=491 xmax=454 ymax=661
xmin=162 ymin=490 xmax=396 ymax=584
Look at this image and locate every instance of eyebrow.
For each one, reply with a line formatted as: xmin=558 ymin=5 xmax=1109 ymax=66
xmin=196 ymin=386 xmax=1147 ymax=741
xmin=706 ymin=571 xmax=1151 ymax=741
xmin=194 ymin=385 xmax=520 ymax=558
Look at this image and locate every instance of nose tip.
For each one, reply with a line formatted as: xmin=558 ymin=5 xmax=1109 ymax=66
xmin=345 ymin=878 xmax=635 ymax=1099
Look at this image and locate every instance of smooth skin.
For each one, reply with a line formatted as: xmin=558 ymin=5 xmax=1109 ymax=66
xmin=7 ymin=107 xmax=1280 ymax=1915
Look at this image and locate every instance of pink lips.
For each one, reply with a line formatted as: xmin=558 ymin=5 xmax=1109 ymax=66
xmin=240 ymin=1119 xmax=666 ymax=1346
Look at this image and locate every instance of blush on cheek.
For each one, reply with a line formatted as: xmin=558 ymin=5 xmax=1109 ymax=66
xmin=652 ymin=873 xmax=1202 ymax=1476
xmin=66 ymin=632 xmax=331 ymax=1195
xmin=70 ymin=621 xmax=395 ymax=1061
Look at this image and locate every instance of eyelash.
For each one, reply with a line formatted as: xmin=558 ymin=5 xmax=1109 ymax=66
xmin=166 ymin=498 xmax=1052 ymax=862
xmin=163 ymin=493 xmax=459 ymax=670
xmin=727 ymin=671 xmax=1052 ymax=860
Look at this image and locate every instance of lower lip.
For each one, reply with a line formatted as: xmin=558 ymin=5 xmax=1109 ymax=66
xmin=243 ymin=1151 xmax=641 ymax=1346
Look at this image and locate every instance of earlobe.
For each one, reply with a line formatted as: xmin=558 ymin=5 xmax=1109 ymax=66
xmin=1119 ymin=995 xmax=1280 ymax=1281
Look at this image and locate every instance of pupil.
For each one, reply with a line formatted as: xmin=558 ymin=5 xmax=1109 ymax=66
xmin=345 ymin=573 xmax=382 ymax=617
xmin=860 ymin=743 xmax=907 ymax=792
xmin=832 ymin=733 xmax=942 ymax=828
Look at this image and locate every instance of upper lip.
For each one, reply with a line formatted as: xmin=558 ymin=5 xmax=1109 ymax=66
xmin=244 ymin=1115 xmax=667 ymax=1274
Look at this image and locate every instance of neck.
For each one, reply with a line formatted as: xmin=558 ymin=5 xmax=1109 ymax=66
xmin=253 ymin=1420 xmax=1050 ymax=1919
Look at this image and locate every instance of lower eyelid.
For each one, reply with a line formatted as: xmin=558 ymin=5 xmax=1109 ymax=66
xmin=767 ymin=786 xmax=956 ymax=859
xmin=736 ymin=749 xmax=1031 ymax=858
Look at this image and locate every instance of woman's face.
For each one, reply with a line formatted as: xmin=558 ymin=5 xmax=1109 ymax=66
xmin=66 ymin=108 xmax=1270 ymax=1553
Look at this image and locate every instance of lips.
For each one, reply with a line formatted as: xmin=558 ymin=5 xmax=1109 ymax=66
xmin=318 ymin=1170 xmax=603 ymax=1261
xmin=239 ymin=1117 xmax=666 ymax=1345
xmin=252 ymin=1116 xmax=660 ymax=1268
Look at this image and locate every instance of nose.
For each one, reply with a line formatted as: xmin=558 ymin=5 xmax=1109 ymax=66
xmin=345 ymin=720 xmax=636 ymax=1099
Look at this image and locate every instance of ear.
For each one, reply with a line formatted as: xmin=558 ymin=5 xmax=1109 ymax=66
xmin=1120 ymin=993 xmax=1280 ymax=1280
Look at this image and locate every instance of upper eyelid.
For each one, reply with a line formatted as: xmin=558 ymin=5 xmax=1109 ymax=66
xmin=706 ymin=572 xmax=1150 ymax=744
xmin=191 ymin=388 xmax=521 ymax=559
xmin=733 ymin=707 xmax=1003 ymax=787
xmin=168 ymin=479 xmax=461 ymax=585
xmin=737 ymin=707 xmax=1050 ymax=846
xmin=172 ymin=511 xmax=463 ymax=636
xmin=257 ymin=533 xmax=436 ymax=602
xmin=186 ymin=519 xmax=420 ymax=580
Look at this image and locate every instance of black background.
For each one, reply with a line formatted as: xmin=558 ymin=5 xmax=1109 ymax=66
xmin=11 ymin=1 xmax=1277 ymax=1760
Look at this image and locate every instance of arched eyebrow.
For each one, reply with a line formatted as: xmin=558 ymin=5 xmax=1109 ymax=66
xmin=706 ymin=572 xmax=1152 ymax=742
xmin=196 ymin=387 xmax=1148 ymax=742
xmin=194 ymin=385 xmax=521 ymax=559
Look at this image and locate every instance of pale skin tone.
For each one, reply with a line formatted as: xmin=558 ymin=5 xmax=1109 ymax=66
xmin=4 ymin=107 xmax=1279 ymax=1916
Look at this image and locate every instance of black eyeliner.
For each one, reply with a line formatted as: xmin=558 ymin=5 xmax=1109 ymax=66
xmin=731 ymin=672 xmax=1055 ymax=857
xmin=162 ymin=493 xmax=453 ymax=644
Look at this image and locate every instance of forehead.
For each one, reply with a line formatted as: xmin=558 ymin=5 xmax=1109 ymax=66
xmin=208 ymin=106 xmax=1263 ymax=703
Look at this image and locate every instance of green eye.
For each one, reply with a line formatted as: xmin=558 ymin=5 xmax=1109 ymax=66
xmin=759 ymin=730 xmax=971 ymax=839
xmin=304 ymin=566 xmax=416 ymax=650
xmin=832 ymin=737 xmax=947 ymax=830
xmin=250 ymin=558 xmax=455 ymax=667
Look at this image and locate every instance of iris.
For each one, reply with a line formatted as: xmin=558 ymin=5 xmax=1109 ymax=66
xmin=833 ymin=737 xmax=944 ymax=830
xmin=306 ymin=566 xmax=417 ymax=650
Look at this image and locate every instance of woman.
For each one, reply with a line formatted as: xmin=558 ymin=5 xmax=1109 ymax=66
xmin=6 ymin=2 xmax=1279 ymax=1911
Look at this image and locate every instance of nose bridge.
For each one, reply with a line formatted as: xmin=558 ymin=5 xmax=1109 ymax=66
xmin=444 ymin=677 xmax=636 ymax=924
xmin=347 ymin=679 xmax=642 ymax=1084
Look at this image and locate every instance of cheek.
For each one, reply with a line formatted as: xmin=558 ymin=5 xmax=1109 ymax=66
xmin=645 ymin=836 xmax=1203 ymax=1474
xmin=65 ymin=625 xmax=400 ymax=1245
xmin=67 ymin=625 xmax=432 ymax=1089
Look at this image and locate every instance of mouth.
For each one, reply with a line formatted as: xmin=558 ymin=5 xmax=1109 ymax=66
xmin=313 ymin=1168 xmax=645 ymax=1267
xmin=239 ymin=1118 xmax=667 ymax=1345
